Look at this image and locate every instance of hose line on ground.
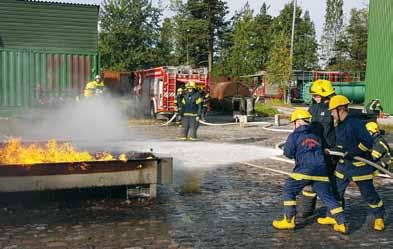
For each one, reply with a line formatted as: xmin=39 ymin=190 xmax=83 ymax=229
xmin=161 ymin=113 xmax=177 ymax=126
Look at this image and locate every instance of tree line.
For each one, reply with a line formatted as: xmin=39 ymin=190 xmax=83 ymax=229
xmin=99 ymin=0 xmax=368 ymax=81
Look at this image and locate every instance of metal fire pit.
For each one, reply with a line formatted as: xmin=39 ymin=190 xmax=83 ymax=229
xmin=0 ymin=152 xmax=172 ymax=199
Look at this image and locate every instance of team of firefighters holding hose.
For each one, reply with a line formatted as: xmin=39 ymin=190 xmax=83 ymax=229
xmin=83 ymin=75 xmax=391 ymax=234
xmin=273 ymin=79 xmax=392 ymax=234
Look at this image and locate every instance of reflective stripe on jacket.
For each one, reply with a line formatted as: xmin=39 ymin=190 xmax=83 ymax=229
xmin=335 ymin=116 xmax=375 ymax=178
xmin=284 ymin=125 xmax=328 ymax=179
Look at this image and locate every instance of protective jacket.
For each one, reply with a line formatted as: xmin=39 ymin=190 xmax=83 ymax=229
xmin=371 ymin=134 xmax=392 ymax=169
xmin=174 ymin=93 xmax=184 ymax=114
xmin=181 ymin=91 xmax=203 ymax=117
xmin=308 ymin=102 xmax=335 ymax=148
xmin=284 ymin=125 xmax=328 ymax=180
xmin=84 ymin=81 xmax=105 ymax=97
xmin=334 ymin=116 xmax=376 ymax=181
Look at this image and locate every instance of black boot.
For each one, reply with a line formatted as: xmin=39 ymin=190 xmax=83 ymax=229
xmin=297 ymin=194 xmax=317 ymax=218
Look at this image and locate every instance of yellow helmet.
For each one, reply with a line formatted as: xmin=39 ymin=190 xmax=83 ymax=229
xmin=329 ymin=95 xmax=350 ymax=110
xmin=310 ymin=80 xmax=335 ymax=97
xmin=186 ymin=81 xmax=196 ymax=89
xmin=366 ymin=122 xmax=379 ymax=134
xmin=291 ymin=109 xmax=312 ymax=123
xmin=177 ymin=88 xmax=183 ymax=93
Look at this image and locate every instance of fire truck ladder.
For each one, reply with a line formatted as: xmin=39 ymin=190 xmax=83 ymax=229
xmin=167 ymin=71 xmax=177 ymax=113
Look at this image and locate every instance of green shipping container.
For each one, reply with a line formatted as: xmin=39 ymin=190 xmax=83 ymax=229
xmin=366 ymin=0 xmax=393 ymax=114
xmin=0 ymin=48 xmax=99 ymax=110
xmin=302 ymin=82 xmax=365 ymax=104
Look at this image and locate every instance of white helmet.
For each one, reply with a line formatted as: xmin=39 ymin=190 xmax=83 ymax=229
xmin=95 ymin=75 xmax=101 ymax=80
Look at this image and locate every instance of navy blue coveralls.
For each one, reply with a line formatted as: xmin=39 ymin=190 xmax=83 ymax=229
xmin=334 ymin=117 xmax=385 ymax=218
xmin=181 ymin=90 xmax=202 ymax=139
xmin=283 ymin=125 xmax=345 ymax=224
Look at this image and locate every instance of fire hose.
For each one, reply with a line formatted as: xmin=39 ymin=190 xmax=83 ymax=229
xmin=264 ymin=142 xmax=392 ymax=179
xmin=161 ymin=114 xmax=272 ymax=127
xmin=161 ymin=113 xmax=178 ymax=126
xmin=326 ymin=150 xmax=393 ymax=178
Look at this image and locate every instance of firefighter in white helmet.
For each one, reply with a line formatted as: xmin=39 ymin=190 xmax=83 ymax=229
xmin=84 ymin=75 xmax=106 ymax=97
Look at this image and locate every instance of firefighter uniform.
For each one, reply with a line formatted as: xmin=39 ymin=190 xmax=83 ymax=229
xmin=174 ymin=88 xmax=184 ymax=125
xmin=180 ymin=82 xmax=203 ymax=140
xmin=366 ymin=122 xmax=392 ymax=172
xmin=84 ymin=75 xmax=105 ymax=97
xmin=328 ymin=95 xmax=385 ymax=231
xmin=272 ymin=110 xmax=346 ymax=233
xmin=299 ymin=79 xmax=337 ymax=217
xmin=199 ymin=88 xmax=209 ymax=121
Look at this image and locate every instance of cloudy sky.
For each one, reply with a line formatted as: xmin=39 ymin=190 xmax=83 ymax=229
xmin=39 ymin=0 xmax=369 ymax=39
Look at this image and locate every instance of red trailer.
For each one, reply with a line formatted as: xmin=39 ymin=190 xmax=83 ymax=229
xmin=133 ymin=66 xmax=209 ymax=118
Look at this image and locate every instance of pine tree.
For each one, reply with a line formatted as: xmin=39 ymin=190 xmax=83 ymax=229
xmin=156 ymin=18 xmax=176 ymax=66
xmin=320 ymin=0 xmax=344 ymax=69
xmin=266 ymin=33 xmax=292 ymax=102
xmin=271 ymin=3 xmax=318 ymax=70
xmin=99 ymin=0 xmax=161 ymax=71
xmin=338 ymin=8 xmax=368 ymax=72
xmin=225 ymin=4 xmax=260 ymax=79
xmin=170 ymin=0 xmax=229 ymax=71
xmin=254 ymin=2 xmax=273 ymax=69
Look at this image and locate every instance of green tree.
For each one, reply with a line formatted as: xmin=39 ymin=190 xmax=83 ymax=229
xmin=271 ymin=2 xmax=318 ymax=70
xmin=266 ymin=34 xmax=292 ymax=102
xmin=155 ymin=18 xmax=176 ymax=66
xmin=334 ymin=8 xmax=368 ymax=72
xmin=99 ymin=0 xmax=161 ymax=71
xmin=254 ymin=2 xmax=273 ymax=69
xmin=320 ymin=0 xmax=344 ymax=69
xmin=225 ymin=4 xmax=260 ymax=80
xmin=170 ymin=0 xmax=229 ymax=71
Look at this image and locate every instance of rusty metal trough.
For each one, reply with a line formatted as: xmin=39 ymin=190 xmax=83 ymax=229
xmin=0 ymin=152 xmax=173 ymax=198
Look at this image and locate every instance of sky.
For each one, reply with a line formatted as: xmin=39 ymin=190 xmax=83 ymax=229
xmin=38 ymin=0 xmax=369 ymax=39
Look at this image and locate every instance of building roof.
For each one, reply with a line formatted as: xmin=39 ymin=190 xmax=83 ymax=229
xmin=22 ymin=0 xmax=98 ymax=7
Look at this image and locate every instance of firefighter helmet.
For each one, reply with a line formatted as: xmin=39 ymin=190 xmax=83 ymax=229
xmin=186 ymin=81 xmax=196 ymax=89
xmin=329 ymin=95 xmax=350 ymax=110
xmin=290 ymin=109 xmax=312 ymax=123
xmin=366 ymin=122 xmax=379 ymax=134
xmin=310 ymin=79 xmax=335 ymax=97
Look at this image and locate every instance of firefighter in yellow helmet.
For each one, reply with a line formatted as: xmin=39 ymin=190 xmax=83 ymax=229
xmin=179 ymin=81 xmax=203 ymax=140
xmin=298 ymin=79 xmax=337 ymax=218
xmin=366 ymin=122 xmax=392 ymax=173
xmin=272 ymin=109 xmax=347 ymax=233
xmin=323 ymin=95 xmax=385 ymax=231
xmin=84 ymin=75 xmax=105 ymax=97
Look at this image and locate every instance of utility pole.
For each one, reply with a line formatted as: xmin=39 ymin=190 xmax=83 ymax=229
xmin=186 ymin=29 xmax=190 ymax=66
xmin=288 ymin=0 xmax=297 ymax=104
xmin=290 ymin=0 xmax=297 ymax=66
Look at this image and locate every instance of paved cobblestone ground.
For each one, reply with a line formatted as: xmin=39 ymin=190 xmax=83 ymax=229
xmin=0 ymin=117 xmax=392 ymax=249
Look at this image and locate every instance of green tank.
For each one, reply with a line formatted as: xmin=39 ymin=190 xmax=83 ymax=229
xmin=302 ymin=82 xmax=365 ymax=104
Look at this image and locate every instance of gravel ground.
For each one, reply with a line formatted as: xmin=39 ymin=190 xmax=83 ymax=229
xmin=0 ymin=115 xmax=392 ymax=249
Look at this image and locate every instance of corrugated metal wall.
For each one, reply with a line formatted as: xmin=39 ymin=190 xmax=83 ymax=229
xmin=365 ymin=0 xmax=393 ymax=113
xmin=0 ymin=0 xmax=98 ymax=51
xmin=0 ymin=48 xmax=99 ymax=108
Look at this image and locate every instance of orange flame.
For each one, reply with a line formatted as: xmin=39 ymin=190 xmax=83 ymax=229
xmin=0 ymin=138 xmax=114 ymax=165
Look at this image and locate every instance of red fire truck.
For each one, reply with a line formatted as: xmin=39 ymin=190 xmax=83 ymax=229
xmin=133 ymin=66 xmax=209 ymax=118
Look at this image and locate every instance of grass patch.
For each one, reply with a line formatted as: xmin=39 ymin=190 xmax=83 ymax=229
xmin=254 ymin=103 xmax=279 ymax=117
xmin=268 ymin=98 xmax=291 ymax=107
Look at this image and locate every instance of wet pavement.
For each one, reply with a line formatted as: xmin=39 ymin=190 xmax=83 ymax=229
xmin=0 ymin=118 xmax=392 ymax=248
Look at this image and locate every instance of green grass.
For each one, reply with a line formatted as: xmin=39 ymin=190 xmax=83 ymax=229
xmin=254 ymin=103 xmax=279 ymax=117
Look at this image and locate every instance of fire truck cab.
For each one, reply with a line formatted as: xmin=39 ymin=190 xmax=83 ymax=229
xmin=133 ymin=66 xmax=209 ymax=118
